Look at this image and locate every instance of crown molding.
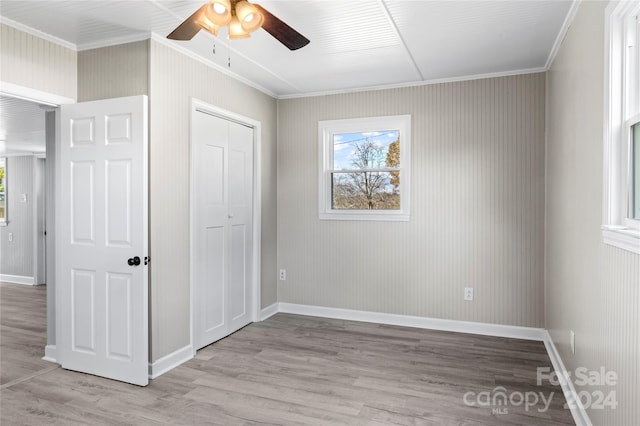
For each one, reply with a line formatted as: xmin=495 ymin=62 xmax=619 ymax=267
xmin=0 ymin=16 xmax=77 ymax=51
xmin=544 ymin=0 xmax=582 ymax=70
xmin=150 ymin=34 xmax=277 ymax=99
xmin=277 ymin=67 xmax=547 ymax=100
xmin=77 ymin=33 xmax=152 ymax=51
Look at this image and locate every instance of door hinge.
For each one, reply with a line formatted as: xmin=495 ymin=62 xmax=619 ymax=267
xmin=144 ymin=256 xmax=150 ymax=265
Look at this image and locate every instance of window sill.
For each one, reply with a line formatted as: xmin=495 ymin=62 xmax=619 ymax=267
xmin=320 ymin=212 xmax=409 ymax=222
xmin=602 ymin=226 xmax=640 ymax=254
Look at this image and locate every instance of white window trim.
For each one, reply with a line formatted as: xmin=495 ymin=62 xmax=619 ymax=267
xmin=603 ymin=1 xmax=640 ymax=254
xmin=318 ymin=115 xmax=411 ymax=221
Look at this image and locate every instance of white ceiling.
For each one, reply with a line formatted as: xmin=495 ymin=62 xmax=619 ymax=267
xmin=0 ymin=0 xmax=575 ymax=97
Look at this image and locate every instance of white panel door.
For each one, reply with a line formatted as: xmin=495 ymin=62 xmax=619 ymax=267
xmin=192 ymin=109 xmax=253 ymax=350
xmin=57 ymin=96 xmax=148 ymax=386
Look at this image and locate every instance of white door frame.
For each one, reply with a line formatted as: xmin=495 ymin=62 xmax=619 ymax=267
xmin=189 ymin=98 xmax=262 ymax=355
xmin=0 ymin=81 xmax=75 ymax=106
xmin=0 ymin=81 xmax=75 ymax=363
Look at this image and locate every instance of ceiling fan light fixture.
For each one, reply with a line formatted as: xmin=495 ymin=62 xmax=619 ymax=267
xmin=199 ymin=14 xmax=221 ymax=36
xmin=206 ymin=0 xmax=232 ymax=26
xmin=228 ymin=16 xmax=250 ymax=39
xmin=167 ymin=0 xmax=310 ymax=50
xmin=235 ymin=1 xmax=263 ymax=33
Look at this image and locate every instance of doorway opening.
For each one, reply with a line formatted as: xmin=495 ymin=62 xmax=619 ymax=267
xmin=0 ymin=95 xmax=49 ymax=286
xmin=0 ymin=88 xmax=66 ymax=384
xmin=0 ymin=82 xmax=74 ymax=366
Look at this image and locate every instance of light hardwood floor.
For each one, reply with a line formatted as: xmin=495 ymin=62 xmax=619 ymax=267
xmin=0 ymin=283 xmax=54 ymax=387
xmin=1 ymin=283 xmax=574 ymax=425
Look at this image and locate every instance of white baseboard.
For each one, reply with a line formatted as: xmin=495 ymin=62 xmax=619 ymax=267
xmin=148 ymin=344 xmax=193 ymax=379
xmin=543 ymin=331 xmax=592 ymax=426
xmin=0 ymin=274 xmax=35 ymax=285
xmin=277 ymin=302 xmax=546 ymax=341
xmin=260 ymin=302 xmax=279 ymax=321
xmin=45 ymin=343 xmax=194 ymax=380
xmin=42 ymin=345 xmax=57 ymax=363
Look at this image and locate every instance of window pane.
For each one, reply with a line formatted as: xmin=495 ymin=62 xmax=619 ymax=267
xmin=333 ymin=130 xmax=400 ymax=170
xmin=332 ymin=171 xmax=400 ymax=210
xmin=0 ymin=158 xmax=5 ymax=221
xmin=632 ymin=122 xmax=640 ymax=219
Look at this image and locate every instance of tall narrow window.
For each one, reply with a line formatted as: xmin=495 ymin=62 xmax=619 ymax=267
xmin=603 ymin=1 xmax=640 ymax=253
xmin=626 ymin=12 xmax=640 ymax=224
xmin=632 ymin=122 xmax=640 ymax=220
xmin=319 ymin=115 xmax=411 ymax=221
xmin=0 ymin=158 xmax=6 ymax=224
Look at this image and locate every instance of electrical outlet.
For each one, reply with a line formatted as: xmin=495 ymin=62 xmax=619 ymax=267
xmin=279 ymin=269 xmax=286 ymax=281
xmin=464 ymin=287 xmax=473 ymax=301
xmin=8 ymin=232 xmax=13 ymax=242
xmin=570 ymin=330 xmax=575 ymax=355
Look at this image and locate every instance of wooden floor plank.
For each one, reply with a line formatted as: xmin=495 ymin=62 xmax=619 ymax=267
xmin=0 ymin=283 xmax=52 ymax=386
xmin=0 ymin=283 xmax=574 ymax=425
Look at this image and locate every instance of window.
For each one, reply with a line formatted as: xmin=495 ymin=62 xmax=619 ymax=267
xmin=319 ymin=115 xmax=411 ymax=221
xmin=603 ymin=1 xmax=640 ymax=253
xmin=632 ymin=122 xmax=640 ymax=220
xmin=0 ymin=158 xmax=6 ymax=224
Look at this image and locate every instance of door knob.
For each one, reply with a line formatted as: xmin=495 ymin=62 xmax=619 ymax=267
xmin=127 ymin=256 xmax=141 ymax=266
xmin=228 ymin=213 xmax=234 ymax=218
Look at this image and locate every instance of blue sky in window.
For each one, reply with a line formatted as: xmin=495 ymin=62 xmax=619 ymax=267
xmin=333 ymin=130 xmax=399 ymax=170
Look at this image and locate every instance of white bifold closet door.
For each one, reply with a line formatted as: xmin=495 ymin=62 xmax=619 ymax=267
xmin=192 ymin=109 xmax=254 ymax=350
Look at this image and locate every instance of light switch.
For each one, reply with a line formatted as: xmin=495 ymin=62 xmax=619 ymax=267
xmin=19 ymin=193 xmax=27 ymax=203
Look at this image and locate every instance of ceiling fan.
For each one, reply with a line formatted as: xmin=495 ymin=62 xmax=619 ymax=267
xmin=167 ymin=0 xmax=310 ymax=51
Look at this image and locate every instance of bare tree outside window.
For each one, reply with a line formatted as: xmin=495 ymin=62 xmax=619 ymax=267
xmin=319 ymin=115 xmax=410 ymax=221
xmin=331 ymin=132 xmax=400 ymax=210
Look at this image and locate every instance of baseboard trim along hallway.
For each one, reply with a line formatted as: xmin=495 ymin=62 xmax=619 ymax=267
xmin=0 ymin=274 xmax=36 ymax=285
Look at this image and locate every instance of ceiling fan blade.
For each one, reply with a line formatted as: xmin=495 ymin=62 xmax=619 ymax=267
xmin=167 ymin=4 xmax=208 ymax=40
xmin=254 ymin=4 xmax=310 ymax=51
